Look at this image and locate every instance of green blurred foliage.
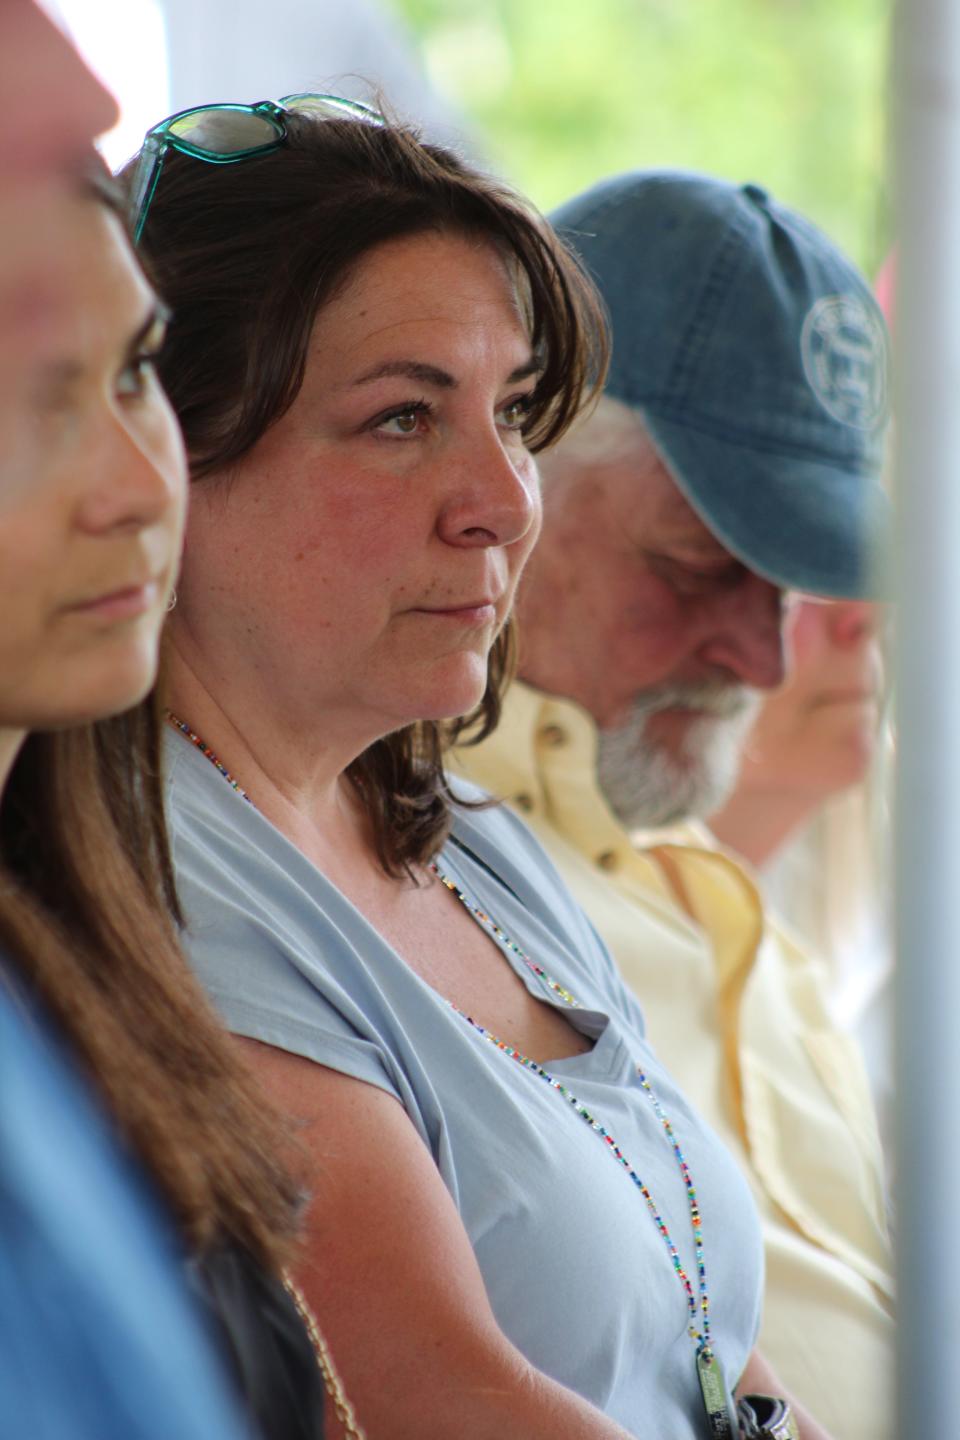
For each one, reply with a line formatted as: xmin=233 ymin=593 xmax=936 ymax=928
xmin=390 ymin=0 xmax=890 ymax=274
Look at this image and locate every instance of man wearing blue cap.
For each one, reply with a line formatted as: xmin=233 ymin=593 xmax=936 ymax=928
xmin=454 ymin=170 xmax=893 ymax=1440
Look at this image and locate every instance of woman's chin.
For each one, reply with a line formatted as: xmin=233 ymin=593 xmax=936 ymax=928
xmin=385 ymin=659 xmax=490 ymax=726
xmin=423 ymin=680 xmax=490 ymax=724
xmin=52 ymin=653 xmax=160 ymax=728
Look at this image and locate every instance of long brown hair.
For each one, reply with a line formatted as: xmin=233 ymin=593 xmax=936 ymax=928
xmin=0 ymin=700 xmax=301 ymax=1270
xmin=0 ymin=170 xmax=300 ymax=1267
xmin=127 ymin=106 xmax=608 ymax=876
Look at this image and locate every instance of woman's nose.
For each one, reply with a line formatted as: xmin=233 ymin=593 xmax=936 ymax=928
xmin=438 ymin=431 xmax=539 ymax=549
xmin=75 ymin=406 xmax=186 ymax=537
xmin=828 ymin=600 xmax=877 ymax=647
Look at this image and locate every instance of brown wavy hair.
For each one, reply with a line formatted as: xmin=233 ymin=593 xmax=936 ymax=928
xmin=0 ymin=166 xmax=300 ymax=1267
xmin=126 ymin=105 xmax=608 ymax=876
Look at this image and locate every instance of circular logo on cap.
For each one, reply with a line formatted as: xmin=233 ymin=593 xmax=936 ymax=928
xmin=800 ymin=294 xmax=888 ymax=430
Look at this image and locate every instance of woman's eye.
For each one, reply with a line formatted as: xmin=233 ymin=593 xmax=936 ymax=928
xmin=382 ymin=410 xmax=420 ymax=435
xmin=498 ymin=395 xmax=533 ymax=430
xmin=373 ymin=400 xmax=431 ymax=437
xmin=115 ymin=354 xmax=158 ymax=400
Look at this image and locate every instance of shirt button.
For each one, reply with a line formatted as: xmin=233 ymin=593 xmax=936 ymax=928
xmin=514 ymin=792 xmax=535 ymax=813
xmin=539 ymin=724 xmax=568 ymax=748
xmin=596 ymin=849 xmax=620 ymax=872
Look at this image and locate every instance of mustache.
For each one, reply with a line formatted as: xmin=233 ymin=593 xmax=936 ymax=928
xmin=621 ymin=679 xmax=760 ymax=722
xmin=595 ymin=680 xmax=763 ymax=828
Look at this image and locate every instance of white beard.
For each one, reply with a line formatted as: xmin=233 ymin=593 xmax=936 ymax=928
xmin=595 ymin=681 xmax=761 ymax=830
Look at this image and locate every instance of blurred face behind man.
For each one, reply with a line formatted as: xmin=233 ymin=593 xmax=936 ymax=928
xmin=516 ymin=401 xmax=785 ymax=829
xmin=734 ymin=596 xmax=884 ymax=799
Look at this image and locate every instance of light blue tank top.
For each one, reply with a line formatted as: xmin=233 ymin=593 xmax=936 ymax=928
xmin=166 ymin=731 xmax=763 ymax=1437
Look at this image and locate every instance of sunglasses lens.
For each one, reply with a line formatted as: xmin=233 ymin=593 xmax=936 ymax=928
xmin=168 ymin=108 xmax=280 ymax=154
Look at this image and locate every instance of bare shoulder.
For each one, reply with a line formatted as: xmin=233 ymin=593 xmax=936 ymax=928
xmin=233 ymin=1035 xmax=472 ymax=1244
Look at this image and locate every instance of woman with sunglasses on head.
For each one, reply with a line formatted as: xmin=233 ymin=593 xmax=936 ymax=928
xmin=0 ymin=151 xmax=343 ymax=1437
xmin=127 ymin=98 xmax=777 ymax=1440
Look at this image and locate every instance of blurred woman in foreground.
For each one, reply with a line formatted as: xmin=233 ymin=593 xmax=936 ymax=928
xmin=0 ymin=163 xmax=332 ymax=1439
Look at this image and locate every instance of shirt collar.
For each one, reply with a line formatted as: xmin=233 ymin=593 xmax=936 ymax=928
xmin=462 ymin=681 xmax=640 ymax=874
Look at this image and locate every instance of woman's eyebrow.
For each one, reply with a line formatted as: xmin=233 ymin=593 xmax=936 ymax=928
xmin=352 ymin=355 xmax=541 ymax=389
xmin=507 ymin=357 xmax=541 ymax=382
xmin=354 ymin=359 xmax=455 ymax=388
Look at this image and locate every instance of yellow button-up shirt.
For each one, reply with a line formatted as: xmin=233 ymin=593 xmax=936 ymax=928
xmin=452 ymin=682 xmax=894 ymax=1440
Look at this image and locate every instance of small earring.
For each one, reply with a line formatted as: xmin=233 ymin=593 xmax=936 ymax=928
xmin=166 ymin=589 xmax=178 ymax=613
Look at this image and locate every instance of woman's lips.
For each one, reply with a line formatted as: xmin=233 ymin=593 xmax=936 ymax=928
xmin=412 ymin=602 xmax=498 ymax=625
xmin=813 ymin=687 xmax=879 ymax=707
xmin=67 ymin=580 xmax=159 ymax=622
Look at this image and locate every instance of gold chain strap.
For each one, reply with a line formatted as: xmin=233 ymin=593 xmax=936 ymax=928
xmin=283 ymin=1274 xmax=367 ymax=1440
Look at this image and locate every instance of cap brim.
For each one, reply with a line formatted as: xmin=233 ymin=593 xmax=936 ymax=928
xmin=641 ymin=410 xmax=891 ymax=599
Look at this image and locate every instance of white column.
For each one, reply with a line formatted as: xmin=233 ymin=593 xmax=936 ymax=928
xmin=892 ymin=2 xmax=960 ymax=1432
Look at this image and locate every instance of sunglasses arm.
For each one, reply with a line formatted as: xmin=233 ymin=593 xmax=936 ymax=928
xmin=128 ymin=135 xmax=168 ymax=246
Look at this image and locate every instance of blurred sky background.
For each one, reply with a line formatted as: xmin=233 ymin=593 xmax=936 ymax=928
xmin=46 ymin=0 xmax=890 ymax=273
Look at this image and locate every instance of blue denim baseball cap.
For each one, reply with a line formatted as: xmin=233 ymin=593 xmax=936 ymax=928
xmin=549 ymin=170 xmax=891 ymax=598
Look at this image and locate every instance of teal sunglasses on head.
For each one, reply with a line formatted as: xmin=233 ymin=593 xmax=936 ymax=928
xmin=128 ymin=92 xmax=384 ymax=244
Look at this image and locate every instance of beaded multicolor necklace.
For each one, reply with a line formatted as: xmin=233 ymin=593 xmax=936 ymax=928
xmin=431 ymin=866 xmax=732 ymax=1436
xmin=166 ymin=713 xmax=736 ymax=1437
xmin=167 ymin=714 xmax=253 ymax=802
